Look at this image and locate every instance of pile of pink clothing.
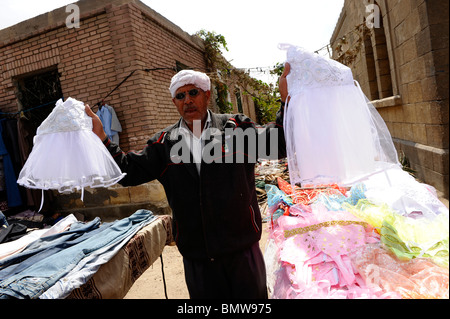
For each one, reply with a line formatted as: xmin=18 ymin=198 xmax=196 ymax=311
xmin=265 ymin=181 xmax=449 ymax=299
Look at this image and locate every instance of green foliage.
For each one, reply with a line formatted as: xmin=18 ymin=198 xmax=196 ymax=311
xmin=270 ymin=62 xmax=285 ymax=77
xmin=250 ymin=62 xmax=285 ymax=124
xmin=249 ymin=79 xmax=280 ymax=124
xmin=196 ymin=29 xmax=229 ymax=53
xmin=215 ymin=81 xmax=233 ymax=114
xmin=195 ymin=29 xmax=232 ymax=113
xmin=195 ymin=29 xmax=229 ymax=71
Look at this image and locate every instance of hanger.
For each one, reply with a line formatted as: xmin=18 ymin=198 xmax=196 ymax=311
xmin=19 ymin=110 xmax=30 ymax=120
xmin=96 ymin=99 xmax=105 ymax=111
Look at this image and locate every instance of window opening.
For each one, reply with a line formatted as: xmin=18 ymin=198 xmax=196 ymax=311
xmin=176 ymin=61 xmax=189 ymax=72
xmin=14 ymin=67 xmax=63 ymax=127
xmin=364 ymin=34 xmax=379 ymax=100
xmin=235 ymin=88 xmax=243 ymax=113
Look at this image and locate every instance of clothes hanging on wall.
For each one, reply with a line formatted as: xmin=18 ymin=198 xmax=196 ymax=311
xmin=0 ymin=115 xmax=55 ymax=213
xmin=96 ymin=104 xmax=122 ymax=145
xmin=1 ymin=120 xmax=22 ymax=179
xmin=0 ymin=121 xmax=22 ymax=208
xmin=17 ymin=116 xmax=55 ymax=212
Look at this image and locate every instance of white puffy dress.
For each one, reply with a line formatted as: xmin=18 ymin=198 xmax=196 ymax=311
xmin=17 ymin=97 xmax=126 ymax=207
xmin=280 ymin=44 xmax=400 ymax=187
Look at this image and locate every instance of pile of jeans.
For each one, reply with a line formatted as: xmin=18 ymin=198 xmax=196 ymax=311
xmin=0 ymin=209 xmax=156 ymax=299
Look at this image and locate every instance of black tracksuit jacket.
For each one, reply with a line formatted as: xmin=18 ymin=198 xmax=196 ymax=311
xmin=103 ymin=108 xmax=286 ymax=260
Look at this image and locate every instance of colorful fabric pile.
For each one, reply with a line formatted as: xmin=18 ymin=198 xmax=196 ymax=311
xmin=264 ymin=175 xmax=449 ymax=299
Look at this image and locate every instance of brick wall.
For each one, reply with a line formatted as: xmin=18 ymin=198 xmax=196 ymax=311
xmin=0 ymin=8 xmax=116 ymax=116
xmin=0 ymin=0 xmax=209 ymax=152
xmin=0 ymin=0 xmax=258 ymax=152
xmin=330 ymin=0 xmax=448 ymax=197
xmin=101 ymin=2 xmax=211 ymax=150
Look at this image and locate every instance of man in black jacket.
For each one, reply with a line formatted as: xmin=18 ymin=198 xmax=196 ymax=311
xmin=85 ymin=64 xmax=290 ymax=299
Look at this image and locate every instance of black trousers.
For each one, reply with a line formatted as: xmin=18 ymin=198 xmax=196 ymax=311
xmin=183 ymin=242 xmax=268 ymax=299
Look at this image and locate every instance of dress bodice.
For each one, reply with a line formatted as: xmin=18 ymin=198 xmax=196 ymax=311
xmin=279 ymin=44 xmax=354 ymax=96
xmin=36 ymin=97 xmax=92 ymax=136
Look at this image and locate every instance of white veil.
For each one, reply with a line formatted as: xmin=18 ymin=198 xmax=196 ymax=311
xmin=279 ymin=43 xmax=401 ymax=187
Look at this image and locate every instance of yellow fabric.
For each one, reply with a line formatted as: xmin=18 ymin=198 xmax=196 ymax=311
xmin=344 ymin=199 xmax=449 ymax=268
xmin=343 ymin=199 xmax=395 ymax=229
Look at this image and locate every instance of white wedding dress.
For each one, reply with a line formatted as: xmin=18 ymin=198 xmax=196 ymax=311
xmin=17 ymin=97 xmax=126 ymax=208
xmin=280 ymin=44 xmax=448 ymax=219
xmin=280 ymin=44 xmax=400 ymax=187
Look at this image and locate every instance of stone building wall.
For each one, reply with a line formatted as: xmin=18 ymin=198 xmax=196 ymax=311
xmin=330 ymin=0 xmax=449 ymax=197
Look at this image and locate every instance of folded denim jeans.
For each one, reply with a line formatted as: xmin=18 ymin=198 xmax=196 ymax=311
xmin=0 ymin=209 xmax=155 ymax=299
xmin=0 ymin=217 xmax=106 ymax=280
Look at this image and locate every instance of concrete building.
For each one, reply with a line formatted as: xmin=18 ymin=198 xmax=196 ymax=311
xmin=0 ymin=0 xmax=257 ymax=219
xmin=330 ymin=0 xmax=449 ymax=198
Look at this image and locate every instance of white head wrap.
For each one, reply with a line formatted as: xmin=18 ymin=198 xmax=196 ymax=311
xmin=169 ymin=70 xmax=211 ymax=97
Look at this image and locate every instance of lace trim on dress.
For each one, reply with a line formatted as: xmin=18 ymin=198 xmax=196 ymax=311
xmin=36 ymin=97 xmax=93 ymax=136
xmin=278 ymin=43 xmax=354 ymax=95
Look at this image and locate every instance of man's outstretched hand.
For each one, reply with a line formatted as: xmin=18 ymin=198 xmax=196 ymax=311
xmin=85 ymin=104 xmax=107 ymax=141
xmin=279 ymin=62 xmax=290 ymax=104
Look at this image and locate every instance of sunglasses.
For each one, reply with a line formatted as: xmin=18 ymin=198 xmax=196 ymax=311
xmin=175 ymin=89 xmax=200 ymax=100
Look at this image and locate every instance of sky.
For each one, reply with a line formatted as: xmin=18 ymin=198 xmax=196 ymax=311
xmin=0 ymin=0 xmax=345 ymax=83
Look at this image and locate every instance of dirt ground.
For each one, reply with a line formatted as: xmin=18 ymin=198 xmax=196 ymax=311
xmin=123 ymin=243 xmax=189 ymax=299
xmin=124 ymin=221 xmax=271 ymax=299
